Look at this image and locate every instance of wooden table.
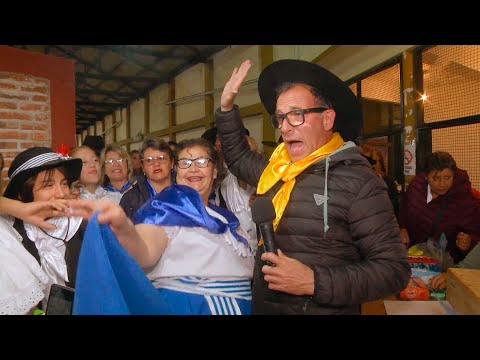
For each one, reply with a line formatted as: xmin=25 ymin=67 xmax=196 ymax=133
xmin=361 ymin=294 xmax=397 ymax=315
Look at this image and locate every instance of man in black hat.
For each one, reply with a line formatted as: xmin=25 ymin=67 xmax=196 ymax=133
xmin=215 ymin=59 xmax=410 ymax=315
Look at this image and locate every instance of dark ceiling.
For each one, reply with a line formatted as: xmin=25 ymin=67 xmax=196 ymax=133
xmin=8 ymin=45 xmax=230 ymax=134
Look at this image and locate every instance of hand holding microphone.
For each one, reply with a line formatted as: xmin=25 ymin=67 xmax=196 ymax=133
xmin=251 ymin=197 xmax=278 ymax=265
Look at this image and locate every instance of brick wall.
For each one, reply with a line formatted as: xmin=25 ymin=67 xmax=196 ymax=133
xmin=0 ymin=45 xmax=76 ymax=195
xmin=0 ymin=72 xmax=52 ymax=191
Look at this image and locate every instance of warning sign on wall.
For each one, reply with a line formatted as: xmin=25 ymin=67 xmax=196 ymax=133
xmin=404 ymin=143 xmax=416 ymax=176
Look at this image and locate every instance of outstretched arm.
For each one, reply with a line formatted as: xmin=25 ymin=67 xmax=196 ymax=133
xmin=216 ymin=60 xmax=266 ymax=187
xmin=220 ymin=59 xmax=252 ymax=112
xmin=0 ymin=196 xmax=68 ymax=230
xmin=67 ymin=198 xmax=168 ymax=268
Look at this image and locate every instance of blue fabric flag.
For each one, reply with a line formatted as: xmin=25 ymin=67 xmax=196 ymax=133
xmin=133 ymin=184 xmax=249 ymax=248
xmin=73 ymin=213 xmax=174 ymax=315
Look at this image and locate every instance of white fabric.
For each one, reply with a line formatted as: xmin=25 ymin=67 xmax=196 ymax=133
xmin=100 ymin=189 xmax=124 ymax=204
xmin=79 ymin=186 xmax=107 ymax=200
xmin=23 ymin=216 xmax=82 ymax=297
xmin=0 ymin=215 xmax=48 ymax=315
xmin=427 ymin=184 xmax=433 ymax=204
xmin=147 ymin=207 xmax=255 ymax=281
xmin=152 ymin=277 xmax=252 ymax=300
xmin=220 ymin=170 xmax=258 ymax=250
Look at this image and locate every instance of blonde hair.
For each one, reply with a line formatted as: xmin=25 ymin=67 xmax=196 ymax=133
xmin=100 ymin=144 xmax=135 ymax=186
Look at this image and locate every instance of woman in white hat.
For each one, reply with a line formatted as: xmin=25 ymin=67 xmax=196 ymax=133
xmin=3 ymin=147 xmax=86 ymax=311
xmin=0 ymin=152 xmax=69 ymax=314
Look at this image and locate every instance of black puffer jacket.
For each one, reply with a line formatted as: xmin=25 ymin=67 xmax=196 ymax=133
xmin=120 ymin=174 xmax=152 ymax=220
xmin=216 ymin=106 xmax=411 ymax=315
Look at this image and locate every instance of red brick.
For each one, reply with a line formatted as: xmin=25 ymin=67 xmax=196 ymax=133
xmin=34 ymin=123 xmax=49 ymax=131
xmin=19 ymin=142 xmax=36 ymax=149
xmin=0 ymin=111 xmax=33 ymax=120
xmin=0 ymin=92 xmax=28 ymax=101
xmin=2 ymin=159 xmax=13 ymax=168
xmin=0 ymin=120 xmax=19 ymax=129
xmin=0 ymin=101 xmax=17 ymax=110
xmin=32 ymin=95 xmax=48 ymax=102
xmin=0 ymin=83 xmax=16 ymax=90
xmin=1 ymin=151 xmax=19 ymax=158
xmin=33 ymin=78 xmax=49 ymax=86
xmin=0 ymin=132 xmax=18 ymax=139
xmin=19 ymin=103 xmax=45 ymax=111
xmin=32 ymin=132 xmax=49 ymax=141
xmin=0 ymin=73 xmax=29 ymax=82
xmin=0 ymin=141 xmax=18 ymax=149
xmin=20 ymin=122 xmax=34 ymax=130
xmin=20 ymin=86 xmax=48 ymax=94
xmin=35 ymin=113 xmax=49 ymax=121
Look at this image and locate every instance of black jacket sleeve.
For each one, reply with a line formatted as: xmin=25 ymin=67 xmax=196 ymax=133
xmin=215 ymin=105 xmax=268 ymax=187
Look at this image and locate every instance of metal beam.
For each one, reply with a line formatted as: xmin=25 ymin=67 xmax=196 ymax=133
xmin=89 ymin=45 xmax=191 ymax=59
xmin=76 ymin=101 xmax=122 ymax=107
xmin=76 ymin=72 xmax=159 ymax=83
xmin=182 ymin=45 xmax=207 ymax=62
xmin=76 ymin=109 xmax=110 ymax=117
xmin=77 ymin=88 xmax=135 ymax=98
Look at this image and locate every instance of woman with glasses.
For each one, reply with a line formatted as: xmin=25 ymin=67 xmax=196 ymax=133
xmin=68 ymin=138 xmax=255 ymax=315
xmin=100 ymin=144 xmax=135 ymax=204
xmin=120 ymin=138 xmax=174 ymax=219
xmin=3 ymin=147 xmax=86 ymax=311
xmin=69 ymin=145 xmax=104 ymax=200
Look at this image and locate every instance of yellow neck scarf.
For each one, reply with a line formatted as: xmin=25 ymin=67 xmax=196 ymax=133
xmin=257 ymin=132 xmax=344 ymax=234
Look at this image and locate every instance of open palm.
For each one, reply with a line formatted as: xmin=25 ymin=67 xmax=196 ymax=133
xmin=220 ymin=59 xmax=252 ymax=111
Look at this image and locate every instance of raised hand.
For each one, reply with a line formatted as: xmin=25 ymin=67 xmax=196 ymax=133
xmin=220 ymin=59 xmax=252 ymax=112
xmin=0 ymin=197 xmax=68 ymax=230
xmin=67 ymin=198 xmax=132 ymax=235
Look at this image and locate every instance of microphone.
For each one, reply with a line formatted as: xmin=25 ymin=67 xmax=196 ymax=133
xmin=251 ymin=197 xmax=278 ymax=264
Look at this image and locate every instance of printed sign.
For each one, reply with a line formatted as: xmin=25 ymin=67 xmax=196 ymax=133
xmin=404 ymin=143 xmax=416 ymax=176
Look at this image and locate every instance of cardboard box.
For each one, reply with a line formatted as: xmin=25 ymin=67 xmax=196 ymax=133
xmin=446 ymin=268 xmax=480 ymax=315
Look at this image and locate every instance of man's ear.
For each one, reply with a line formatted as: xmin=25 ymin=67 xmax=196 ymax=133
xmin=323 ymin=109 xmax=336 ymax=132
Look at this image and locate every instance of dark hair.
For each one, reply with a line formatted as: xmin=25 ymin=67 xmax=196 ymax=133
xmin=424 ymin=151 xmax=457 ymax=175
xmin=82 ymin=135 xmax=105 ymax=157
xmin=140 ymin=138 xmax=174 ymax=160
xmin=176 ymin=138 xmax=225 ymax=189
xmin=275 ymin=82 xmax=333 ymax=109
xmin=201 ymin=127 xmax=218 ymax=146
xmin=129 ymin=149 xmax=140 ymax=156
xmin=18 ymin=166 xmax=69 ymax=203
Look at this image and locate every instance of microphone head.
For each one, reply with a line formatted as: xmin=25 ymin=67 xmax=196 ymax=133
xmin=251 ymin=197 xmax=276 ymax=224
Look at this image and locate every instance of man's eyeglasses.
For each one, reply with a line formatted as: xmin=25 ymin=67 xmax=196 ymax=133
xmin=177 ymin=157 xmax=212 ymax=169
xmin=105 ymin=158 xmax=126 ymax=166
xmin=142 ymin=155 xmax=170 ymax=166
xmin=270 ymin=107 xmax=330 ymax=129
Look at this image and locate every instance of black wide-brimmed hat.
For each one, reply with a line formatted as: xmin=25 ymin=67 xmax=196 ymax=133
xmin=258 ymin=59 xmax=362 ymax=141
xmin=4 ymin=147 xmax=82 ymax=199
